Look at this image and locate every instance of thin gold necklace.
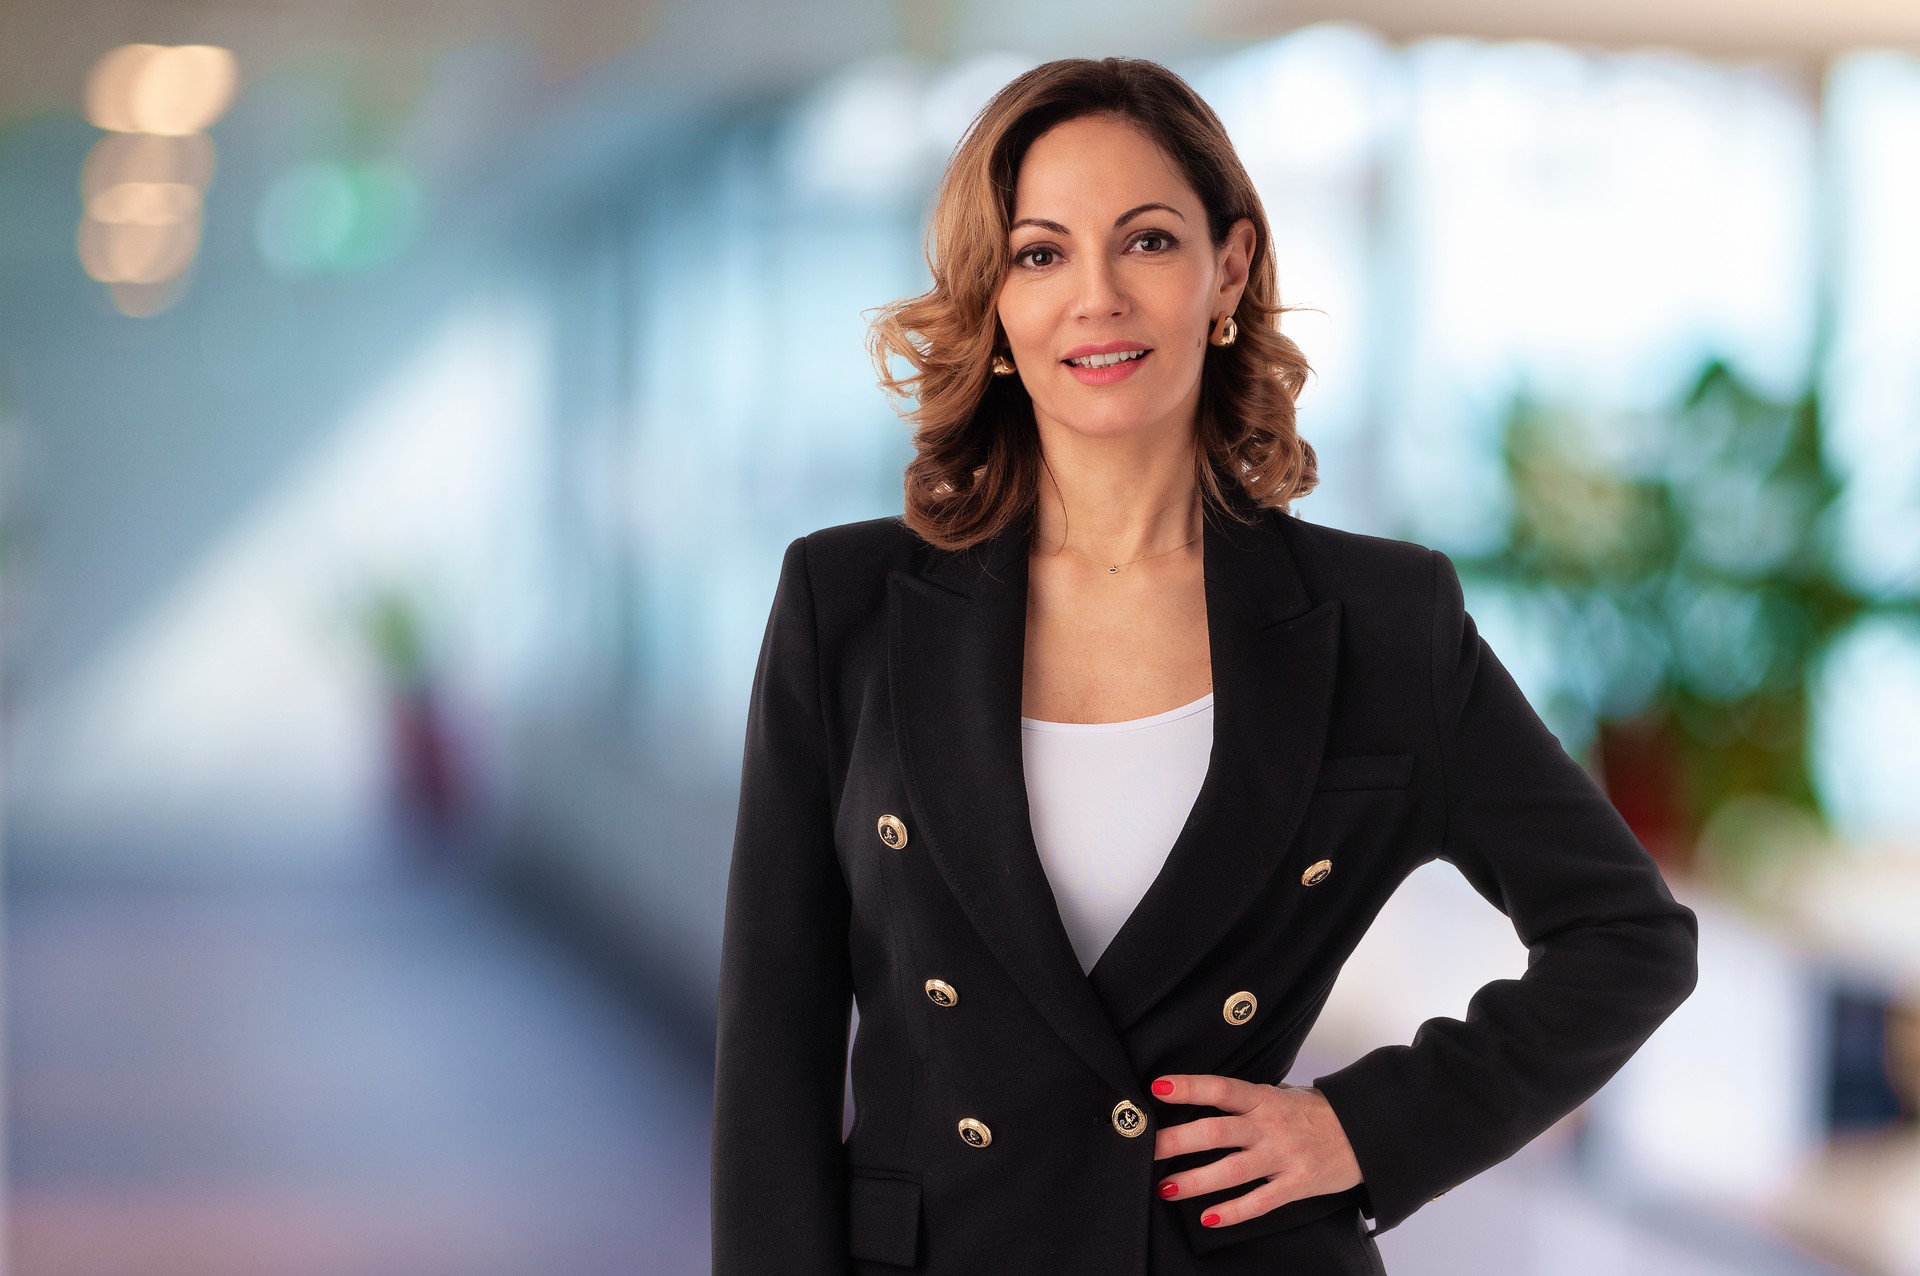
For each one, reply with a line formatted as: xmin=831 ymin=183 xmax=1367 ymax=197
xmin=1035 ymin=525 xmax=1200 ymax=574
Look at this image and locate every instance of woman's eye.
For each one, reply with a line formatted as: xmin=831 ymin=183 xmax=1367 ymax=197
xmin=1013 ymin=233 xmax=1174 ymax=269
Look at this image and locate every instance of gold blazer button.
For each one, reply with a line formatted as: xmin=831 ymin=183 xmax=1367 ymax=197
xmin=924 ymin=978 xmax=959 ymax=1007
xmin=1111 ymin=1099 xmax=1147 ymax=1137
xmin=1223 ymin=991 xmax=1258 ymax=1025
xmin=1301 ymin=858 xmax=1333 ymax=886
xmin=957 ymin=1117 xmax=992 ymax=1148
xmin=876 ymin=813 xmax=909 ymax=849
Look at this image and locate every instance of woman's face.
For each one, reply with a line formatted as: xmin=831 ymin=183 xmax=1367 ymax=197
xmin=996 ymin=112 xmax=1253 ymax=449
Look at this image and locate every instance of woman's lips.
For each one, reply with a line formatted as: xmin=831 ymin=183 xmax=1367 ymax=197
xmin=1063 ymin=349 xmax=1151 ymax=386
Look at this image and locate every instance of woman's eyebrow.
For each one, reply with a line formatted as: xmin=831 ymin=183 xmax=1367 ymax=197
xmin=1009 ymin=202 xmax=1187 ymax=235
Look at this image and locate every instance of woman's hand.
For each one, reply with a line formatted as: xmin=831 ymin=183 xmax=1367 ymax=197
xmin=1149 ymin=1075 xmax=1363 ymax=1227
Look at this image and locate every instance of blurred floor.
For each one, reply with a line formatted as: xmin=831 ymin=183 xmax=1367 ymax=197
xmin=5 ymin=874 xmax=713 ymax=1276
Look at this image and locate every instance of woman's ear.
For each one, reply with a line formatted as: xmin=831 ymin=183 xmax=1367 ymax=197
xmin=1217 ymin=216 xmax=1256 ymax=309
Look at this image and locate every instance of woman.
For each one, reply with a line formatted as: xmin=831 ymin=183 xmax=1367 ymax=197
xmin=711 ymin=56 xmax=1698 ymax=1276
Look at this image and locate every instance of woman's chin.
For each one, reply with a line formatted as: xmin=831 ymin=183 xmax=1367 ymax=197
xmin=1036 ymin=398 xmax=1177 ymax=442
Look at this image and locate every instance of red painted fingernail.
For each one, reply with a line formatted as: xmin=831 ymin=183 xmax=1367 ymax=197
xmin=1201 ymin=1213 xmax=1221 ymax=1227
xmin=1158 ymin=1181 xmax=1180 ymax=1198
xmin=1151 ymin=1078 xmax=1174 ymax=1095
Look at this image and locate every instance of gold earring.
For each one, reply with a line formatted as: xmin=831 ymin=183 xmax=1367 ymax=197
xmin=1210 ymin=314 xmax=1238 ymax=347
xmin=991 ymin=353 xmax=1017 ymax=375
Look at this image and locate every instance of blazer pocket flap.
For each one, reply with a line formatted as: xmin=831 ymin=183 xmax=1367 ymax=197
xmin=848 ymin=1170 xmax=922 ymax=1267
xmin=1313 ymin=751 xmax=1414 ymax=792
xmin=1176 ymin=1182 xmax=1369 ymax=1256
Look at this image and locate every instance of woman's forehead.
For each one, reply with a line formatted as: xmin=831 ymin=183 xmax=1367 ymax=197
xmin=1011 ymin=119 xmax=1199 ymax=228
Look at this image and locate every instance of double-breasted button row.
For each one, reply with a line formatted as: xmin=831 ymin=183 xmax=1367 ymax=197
xmin=955 ymin=1100 xmax=1148 ymax=1149
xmin=1207 ymin=864 xmax=1320 ymax=1036
xmin=881 ymin=812 xmax=1321 ymax=884
xmin=882 ymin=812 xmax=1333 ymax=884
xmin=920 ymin=958 xmax=985 ymax=1148
xmin=929 ymin=984 xmax=1145 ymax=1144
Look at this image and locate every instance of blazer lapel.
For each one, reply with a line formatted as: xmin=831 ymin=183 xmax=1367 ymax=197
xmin=1086 ymin=497 xmax=1341 ymax=1033
xmin=886 ymin=485 xmax=1341 ymax=1094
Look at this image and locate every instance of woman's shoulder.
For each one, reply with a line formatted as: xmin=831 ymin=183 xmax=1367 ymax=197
xmin=1273 ymin=509 xmax=1440 ymax=598
xmin=784 ymin=512 xmax=927 ymax=593
xmin=796 ymin=511 xmax=916 ymax=558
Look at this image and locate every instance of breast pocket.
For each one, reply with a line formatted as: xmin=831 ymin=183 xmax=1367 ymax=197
xmin=1312 ymin=751 xmax=1414 ymax=792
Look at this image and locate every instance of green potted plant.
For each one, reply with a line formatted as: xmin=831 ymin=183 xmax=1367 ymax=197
xmin=1447 ymin=356 xmax=1916 ymax=896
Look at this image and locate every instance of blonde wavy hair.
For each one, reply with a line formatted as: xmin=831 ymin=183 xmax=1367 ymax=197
xmin=865 ymin=55 xmax=1319 ymax=552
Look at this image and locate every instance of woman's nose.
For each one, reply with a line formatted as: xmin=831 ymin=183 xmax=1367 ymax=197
xmin=1070 ymin=256 xmax=1129 ymax=320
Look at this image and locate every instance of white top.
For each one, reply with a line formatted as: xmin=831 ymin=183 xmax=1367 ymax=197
xmin=1020 ymin=690 xmax=1214 ymax=975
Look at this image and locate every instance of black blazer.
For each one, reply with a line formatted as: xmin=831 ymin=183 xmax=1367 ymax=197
xmin=710 ymin=482 xmax=1699 ymax=1276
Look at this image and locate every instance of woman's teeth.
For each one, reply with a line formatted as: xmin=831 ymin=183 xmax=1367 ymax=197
xmin=1066 ymin=349 xmax=1147 ymax=369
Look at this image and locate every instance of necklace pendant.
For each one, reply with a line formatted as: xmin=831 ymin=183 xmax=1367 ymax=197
xmin=1106 ymin=564 xmax=1120 ymax=574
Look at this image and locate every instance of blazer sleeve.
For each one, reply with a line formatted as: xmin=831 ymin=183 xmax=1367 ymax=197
xmin=711 ymin=534 xmax=854 ymax=1274
xmin=1310 ymin=547 xmax=1699 ymax=1236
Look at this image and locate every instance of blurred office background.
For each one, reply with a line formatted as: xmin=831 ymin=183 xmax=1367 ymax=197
xmin=3 ymin=1 xmax=1919 ymax=1273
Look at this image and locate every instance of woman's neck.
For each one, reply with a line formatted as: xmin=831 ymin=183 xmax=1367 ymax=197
xmin=1031 ymin=451 xmax=1202 ymax=564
